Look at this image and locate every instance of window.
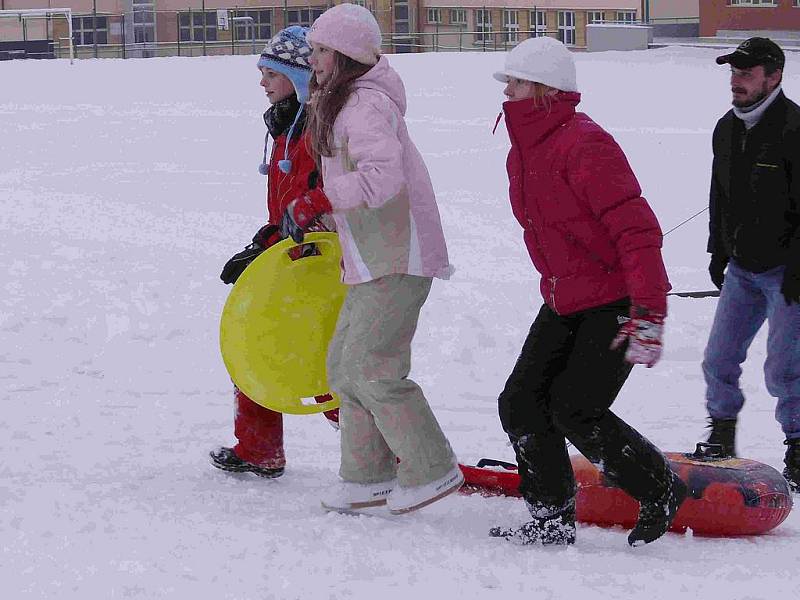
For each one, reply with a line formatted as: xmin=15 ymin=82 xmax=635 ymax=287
xmin=476 ymin=9 xmax=492 ymax=43
xmin=616 ymin=11 xmax=636 ymax=23
xmin=234 ymin=9 xmax=272 ymax=41
xmin=393 ymin=0 xmax=411 ymax=53
xmin=72 ymin=16 xmax=108 ymax=46
xmin=351 ymin=0 xmax=366 ymax=6
xmin=587 ymin=11 xmax=604 ymax=25
xmin=286 ymin=8 xmax=325 ymax=28
xmin=179 ymin=11 xmax=217 ymax=42
xmin=558 ymin=11 xmax=575 ymax=46
xmin=394 ymin=4 xmax=409 ymax=21
xmin=450 ymin=9 xmax=466 ymax=26
xmin=132 ymin=0 xmax=155 ymax=44
xmin=503 ymin=10 xmax=519 ymax=43
xmin=529 ymin=10 xmax=546 ymax=37
xmin=427 ymin=8 xmax=441 ymax=24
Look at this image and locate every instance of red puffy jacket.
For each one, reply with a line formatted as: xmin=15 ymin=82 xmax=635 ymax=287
xmin=266 ymin=130 xmax=321 ymax=225
xmin=504 ymin=92 xmax=670 ymax=316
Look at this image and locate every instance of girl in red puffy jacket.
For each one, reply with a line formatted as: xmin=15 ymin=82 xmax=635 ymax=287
xmin=211 ymin=26 xmax=337 ymax=479
xmin=488 ymin=37 xmax=685 ymax=548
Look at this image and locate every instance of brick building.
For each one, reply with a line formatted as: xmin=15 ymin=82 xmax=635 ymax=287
xmin=700 ymin=0 xmax=800 ymax=39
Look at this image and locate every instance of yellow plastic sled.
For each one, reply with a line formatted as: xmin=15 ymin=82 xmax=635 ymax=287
xmin=219 ymin=232 xmax=346 ymax=415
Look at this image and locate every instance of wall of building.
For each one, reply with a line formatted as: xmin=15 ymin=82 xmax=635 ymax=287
xmin=648 ymin=0 xmax=697 ymax=21
xmin=420 ymin=2 xmax=641 ymax=50
xmin=700 ymin=0 xmax=800 ymax=38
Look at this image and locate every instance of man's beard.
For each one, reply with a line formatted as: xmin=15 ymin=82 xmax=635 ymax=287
xmin=732 ymin=81 xmax=770 ymax=109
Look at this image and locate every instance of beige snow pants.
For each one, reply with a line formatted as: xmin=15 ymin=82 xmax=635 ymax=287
xmin=327 ymin=274 xmax=455 ymax=487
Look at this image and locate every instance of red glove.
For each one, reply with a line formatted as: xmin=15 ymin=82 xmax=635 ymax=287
xmin=610 ymin=307 xmax=664 ymax=368
xmin=252 ymin=223 xmax=283 ymax=249
xmin=280 ymin=190 xmax=332 ymax=244
xmin=315 ymin=394 xmax=339 ymax=431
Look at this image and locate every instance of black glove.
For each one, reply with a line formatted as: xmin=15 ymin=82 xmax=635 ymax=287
xmin=709 ymin=254 xmax=729 ymax=290
xmin=220 ymin=243 xmax=264 ymax=285
xmin=781 ymin=263 xmax=800 ymax=305
xmin=219 ymin=225 xmax=284 ymax=285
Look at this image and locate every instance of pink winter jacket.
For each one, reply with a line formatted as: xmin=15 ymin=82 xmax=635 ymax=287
xmin=320 ymin=56 xmax=451 ymax=284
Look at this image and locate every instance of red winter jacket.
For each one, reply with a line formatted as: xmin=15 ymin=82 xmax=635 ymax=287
xmin=504 ymin=92 xmax=670 ymax=316
xmin=266 ymin=130 xmax=322 ymax=224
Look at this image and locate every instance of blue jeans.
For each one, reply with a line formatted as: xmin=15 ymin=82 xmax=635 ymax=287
xmin=703 ymin=260 xmax=800 ymax=439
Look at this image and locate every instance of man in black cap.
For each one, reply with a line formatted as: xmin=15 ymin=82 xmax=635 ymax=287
xmin=700 ymin=37 xmax=800 ymax=493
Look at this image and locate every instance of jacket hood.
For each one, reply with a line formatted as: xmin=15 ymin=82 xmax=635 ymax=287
xmin=352 ymin=56 xmax=407 ymax=116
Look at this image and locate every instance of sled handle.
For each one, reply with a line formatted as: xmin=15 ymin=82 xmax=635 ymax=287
xmin=476 ymin=458 xmax=518 ymax=470
xmin=268 ymin=232 xmax=341 ymax=267
xmin=689 ymin=442 xmax=727 ymax=460
xmin=667 ymin=290 xmax=721 ymax=299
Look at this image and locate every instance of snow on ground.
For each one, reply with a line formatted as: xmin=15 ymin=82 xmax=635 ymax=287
xmin=1 ymin=47 xmax=798 ymax=599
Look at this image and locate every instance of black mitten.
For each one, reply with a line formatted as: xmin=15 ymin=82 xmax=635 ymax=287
xmin=781 ymin=262 xmax=800 ymax=305
xmin=709 ymin=254 xmax=729 ymax=290
xmin=220 ymin=243 xmax=264 ymax=285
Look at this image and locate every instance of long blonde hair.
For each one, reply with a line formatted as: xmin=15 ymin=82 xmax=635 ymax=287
xmin=305 ymin=51 xmax=373 ymax=162
xmin=527 ymin=81 xmax=559 ymax=111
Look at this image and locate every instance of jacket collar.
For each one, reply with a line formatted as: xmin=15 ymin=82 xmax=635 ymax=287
xmin=733 ymin=85 xmax=783 ymax=130
xmin=263 ymin=94 xmax=304 ymax=140
xmin=503 ymin=91 xmax=581 ymax=149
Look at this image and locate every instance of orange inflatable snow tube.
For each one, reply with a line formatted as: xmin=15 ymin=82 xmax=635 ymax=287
xmin=460 ymin=446 xmax=793 ymax=537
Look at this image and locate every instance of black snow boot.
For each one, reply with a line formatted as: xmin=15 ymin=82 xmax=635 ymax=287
xmin=628 ymin=472 xmax=687 ymax=547
xmin=489 ymin=500 xmax=576 ymax=546
xmin=698 ymin=418 xmax=737 ymax=458
xmin=783 ymin=438 xmax=800 ymax=493
xmin=209 ymin=447 xmax=284 ymax=478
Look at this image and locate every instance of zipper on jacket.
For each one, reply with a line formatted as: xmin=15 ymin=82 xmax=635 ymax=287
xmin=549 ymin=276 xmax=559 ymax=315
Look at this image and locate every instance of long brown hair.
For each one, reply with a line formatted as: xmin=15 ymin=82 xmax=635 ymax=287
xmin=306 ymin=51 xmax=373 ymax=161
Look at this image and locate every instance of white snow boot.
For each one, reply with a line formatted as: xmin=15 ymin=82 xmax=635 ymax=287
xmin=320 ymin=479 xmax=396 ymax=513
xmin=387 ymin=465 xmax=464 ymax=515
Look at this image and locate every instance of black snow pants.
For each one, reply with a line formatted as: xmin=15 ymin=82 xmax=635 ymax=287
xmin=498 ymin=299 xmax=673 ymax=515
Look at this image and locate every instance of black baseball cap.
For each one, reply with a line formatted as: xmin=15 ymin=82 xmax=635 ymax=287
xmin=716 ymin=37 xmax=785 ymax=70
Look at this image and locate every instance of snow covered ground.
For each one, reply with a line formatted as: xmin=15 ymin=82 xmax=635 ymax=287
xmin=2 ymin=46 xmax=798 ymax=599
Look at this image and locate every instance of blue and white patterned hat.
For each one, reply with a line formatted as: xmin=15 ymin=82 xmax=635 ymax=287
xmin=257 ymin=26 xmax=312 ymax=103
xmin=256 ymin=26 xmax=314 ymax=174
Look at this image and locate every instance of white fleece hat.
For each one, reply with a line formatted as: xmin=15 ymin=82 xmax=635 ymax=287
xmin=307 ymin=3 xmax=382 ymax=66
xmin=493 ymin=37 xmax=578 ymax=93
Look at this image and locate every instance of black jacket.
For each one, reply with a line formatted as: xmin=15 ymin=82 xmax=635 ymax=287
xmin=708 ymin=90 xmax=800 ymax=272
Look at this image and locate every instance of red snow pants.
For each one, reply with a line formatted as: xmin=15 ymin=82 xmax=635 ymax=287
xmin=232 ymin=388 xmax=339 ymax=468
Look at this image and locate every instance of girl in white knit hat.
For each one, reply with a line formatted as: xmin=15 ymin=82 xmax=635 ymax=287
xmin=277 ymin=3 xmax=463 ymax=515
xmin=489 ymin=36 xmax=685 ymax=547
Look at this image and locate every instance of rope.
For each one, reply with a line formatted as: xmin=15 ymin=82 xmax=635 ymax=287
xmin=659 ymin=206 xmax=719 ymax=299
xmin=663 ymin=206 xmax=709 ymax=237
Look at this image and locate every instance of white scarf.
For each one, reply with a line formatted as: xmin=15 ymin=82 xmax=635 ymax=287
xmin=733 ymin=84 xmax=782 ymax=130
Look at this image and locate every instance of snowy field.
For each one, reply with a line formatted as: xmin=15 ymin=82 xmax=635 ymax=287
xmin=2 ymin=47 xmax=799 ymax=599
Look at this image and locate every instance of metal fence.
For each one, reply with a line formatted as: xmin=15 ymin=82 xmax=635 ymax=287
xmin=1 ymin=7 xmax=692 ymax=61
